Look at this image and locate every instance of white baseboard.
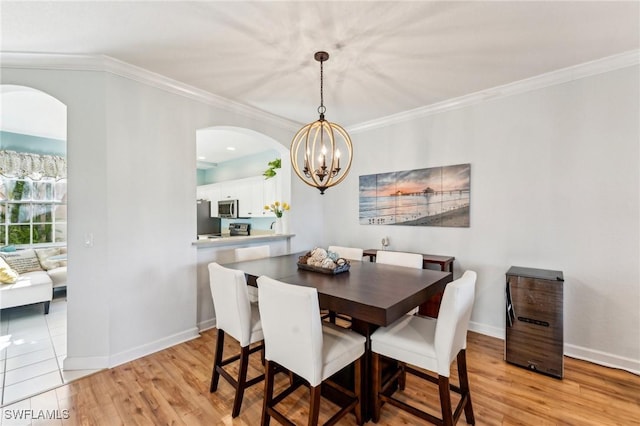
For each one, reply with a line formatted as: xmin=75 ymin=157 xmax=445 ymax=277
xmin=565 ymin=344 xmax=640 ymax=376
xmin=198 ymin=318 xmax=217 ymax=332
xmin=468 ymin=321 xmax=639 ymax=375
xmin=108 ymin=327 xmax=200 ymax=368
xmin=469 ymin=321 xmax=504 ymax=340
xmin=63 ymin=356 xmax=109 ymax=371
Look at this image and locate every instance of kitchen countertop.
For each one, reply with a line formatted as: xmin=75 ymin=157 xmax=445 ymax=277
xmin=192 ymin=233 xmax=295 ymax=248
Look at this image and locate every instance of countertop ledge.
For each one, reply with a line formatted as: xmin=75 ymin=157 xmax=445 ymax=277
xmin=193 ymin=234 xmax=295 ymax=248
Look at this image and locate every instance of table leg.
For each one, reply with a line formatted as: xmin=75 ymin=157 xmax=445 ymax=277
xmin=350 ymin=318 xmax=377 ymax=422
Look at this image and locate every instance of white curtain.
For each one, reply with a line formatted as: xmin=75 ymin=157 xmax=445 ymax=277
xmin=0 ymin=150 xmax=66 ymax=180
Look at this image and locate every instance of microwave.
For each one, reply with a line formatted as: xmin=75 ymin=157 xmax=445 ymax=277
xmin=218 ymin=199 xmax=239 ymax=218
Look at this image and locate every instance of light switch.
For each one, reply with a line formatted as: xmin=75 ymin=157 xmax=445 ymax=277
xmin=84 ymin=233 xmax=94 ymax=247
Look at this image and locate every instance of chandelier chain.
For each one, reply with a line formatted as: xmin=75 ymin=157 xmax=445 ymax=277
xmin=318 ymin=59 xmax=326 ymax=116
xmin=320 ymin=59 xmax=324 ymax=110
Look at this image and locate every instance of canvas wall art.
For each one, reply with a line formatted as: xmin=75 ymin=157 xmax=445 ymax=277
xmin=359 ymin=163 xmax=470 ymax=227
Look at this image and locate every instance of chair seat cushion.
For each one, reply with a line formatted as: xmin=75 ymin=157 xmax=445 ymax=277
xmin=320 ymin=323 xmax=366 ymax=382
xmin=248 ymin=302 xmax=264 ymax=345
xmin=0 ymin=271 xmax=52 ymax=310
xmin=47 ymin=266 xmax=67 ymax=288
xmin=371 ymin=315 xmax=439 ymax=374
xmin=247 ymin=286 xmax=259 ymax=303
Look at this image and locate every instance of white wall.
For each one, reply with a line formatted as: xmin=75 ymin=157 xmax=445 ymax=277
xmin=1 ymin=60 xmax=323 ymax=368
xmin=322 ymin=65 xmax=640 ymax=372
xmin=202 ymin=149 xmax=280 ymax=183
xmin=0 ymin=69 xmax=112 ymax=368
xmin=5 ymin=55 xmax=635 ymax=373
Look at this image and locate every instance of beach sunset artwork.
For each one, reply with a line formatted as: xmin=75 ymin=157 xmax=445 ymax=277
xmin=359 ymin=163 xmax=470 ymax=227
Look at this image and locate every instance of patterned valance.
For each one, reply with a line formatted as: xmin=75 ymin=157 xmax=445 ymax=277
xmin=0 ymin=150 xmax=66 ymax=180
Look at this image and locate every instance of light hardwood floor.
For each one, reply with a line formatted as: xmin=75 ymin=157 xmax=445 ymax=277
xmin=2 ymin=330 xmax=638 ymax=425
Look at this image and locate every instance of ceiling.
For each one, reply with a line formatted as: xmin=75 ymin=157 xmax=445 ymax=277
xmin=1 ymin=1 xmax=638 ymax=162
xmin=196 ymin=127 xmax=277 ymax=167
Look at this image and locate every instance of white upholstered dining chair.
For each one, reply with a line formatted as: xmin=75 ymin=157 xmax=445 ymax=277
xmin=235 ymin=245 xmax=271 ymax=303
xmin=257 ymin=275 xmax=366 ymax=426
xmin=208 ymin=262 xmax=265 ymax=418
xmin=324 ymin=245 xmax=364 ymax=325
xmin=375 ymin=250 xmax=423 ymax=269
xmin=370 ymin=270 xmax=477 ymax=425
xmin=327 ymin=245 xmax=364 ymax=261
xmin=376 ymin=250 xmax=423 ymax=314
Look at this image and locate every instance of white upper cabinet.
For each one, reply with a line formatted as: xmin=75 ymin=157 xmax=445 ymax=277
xmin=197 ymin=174 xmax=281 ymax=218
xmin=263 ymin=174 xmax=280 ymax=211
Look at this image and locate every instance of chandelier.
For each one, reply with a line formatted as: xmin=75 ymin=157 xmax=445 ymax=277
xmin=290 ymin=51 xmax=353 ymax=194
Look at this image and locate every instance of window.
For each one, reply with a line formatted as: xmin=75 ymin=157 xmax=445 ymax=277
xmin=0 ymin=177 xmax=67 ymax=246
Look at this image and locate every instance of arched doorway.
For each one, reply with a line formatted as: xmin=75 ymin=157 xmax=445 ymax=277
xmin=196 ymin=125 xmax=291 ymax=234
xmin=0 ymin=85 xmax=69 ymax=405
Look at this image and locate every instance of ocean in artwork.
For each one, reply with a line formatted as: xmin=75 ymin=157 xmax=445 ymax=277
xmin=359 ymin=164 xmax=470 ymax=227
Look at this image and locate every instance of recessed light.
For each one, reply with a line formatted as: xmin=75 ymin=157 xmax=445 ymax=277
xmin=226 ymin=146 xmax=236 ymax=151
xmin=198 ymin=156 xmax=206 ymax=160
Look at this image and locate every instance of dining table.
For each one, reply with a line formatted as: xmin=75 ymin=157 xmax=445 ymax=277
xmin=224 ymin=251 xmax=453 ymax=421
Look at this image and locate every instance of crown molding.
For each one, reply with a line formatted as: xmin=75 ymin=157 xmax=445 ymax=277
xmin=347 ymin=49 xmax=640 ymax=134
xmin=3 ymin=50 xmax=638 ymax=135
xmin=0 ymin=52 xmax=301 ymax=132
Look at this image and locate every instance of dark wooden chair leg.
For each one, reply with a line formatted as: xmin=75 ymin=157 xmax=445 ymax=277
xmin=354 ymin=357 xmax=363 ymax=426
xmin=261 ymin=360 xmax=275 ymax=426
xmin=210 ymin=329 xmax=225 ymax=392
xmin=372 ymin=352 xmax=381 ymax=423
xmin=398 ymin=362 xmax=406 ymax=390
xmin=438 ymin=375 xmax=454 ymax=426
xmin=44 ymin=301 xmax=50 ymax=314
xmin=231 ymin=345 xmax=251 ymax=418
xmin=308 ymin=385 xmax=321 ymax=426
xmin=457 ymin=350 xmax=475 ymax=424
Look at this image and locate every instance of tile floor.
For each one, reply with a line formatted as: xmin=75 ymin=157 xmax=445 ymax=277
xmin=0 ymin=290 xmax=98 ymax=408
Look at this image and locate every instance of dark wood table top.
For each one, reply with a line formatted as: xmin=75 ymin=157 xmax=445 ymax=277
xmin=224 ymin=252 xmax=452 ymax=327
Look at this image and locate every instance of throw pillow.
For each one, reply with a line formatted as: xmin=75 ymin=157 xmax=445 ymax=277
xmin=35 ymin=247 xmax=64 ymax=270
xmin=1 ymin=249 xmax=44 ymax=274
xmin=0 ymin=257 xmax=18 ymax=284
xmin=59 ymin=246 xmax=67 ymax=267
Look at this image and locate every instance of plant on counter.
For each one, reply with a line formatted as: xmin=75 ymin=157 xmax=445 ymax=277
xmin=264 ymin=201 xmax=290 ymax=218
xmin=263 ymin=158 xmax=281 ymax=179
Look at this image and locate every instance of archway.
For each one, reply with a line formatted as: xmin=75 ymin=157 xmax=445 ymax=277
xmin=0 ymin=84 xmax=69 ymax=405
xmin=196 ymin=125 xmax=291 ymax=233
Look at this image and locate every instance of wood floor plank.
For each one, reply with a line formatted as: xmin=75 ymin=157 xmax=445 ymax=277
xmin=7 ymin=330 xmax=638 ymax=425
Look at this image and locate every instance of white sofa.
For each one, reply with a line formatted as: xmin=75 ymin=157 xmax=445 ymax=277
xmin=0 ymin=247 xmax=67 ymax=315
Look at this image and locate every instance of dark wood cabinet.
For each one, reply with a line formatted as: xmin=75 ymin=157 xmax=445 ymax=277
xmin=505 ymin=266 xmax=564 ymax=378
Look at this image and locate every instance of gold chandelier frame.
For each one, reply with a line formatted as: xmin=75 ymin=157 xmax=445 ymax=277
xmin=290 ymin=51 xmax=353 ymax=194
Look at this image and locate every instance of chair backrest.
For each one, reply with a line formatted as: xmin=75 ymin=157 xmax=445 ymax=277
xmin=208 ymin=262 xmax=254 ymax=346
xmin=235 ymin=245 xmax=271 ymax=262
xmin=328 ymin=245 xmax=364 ymax=261
xmin=434 ymin=270 xmax=477 ymax=376
xmin=257 ymin=275 xmax=324 ymax=386
xmin=375 ymin=250 xmax=423 ymax=269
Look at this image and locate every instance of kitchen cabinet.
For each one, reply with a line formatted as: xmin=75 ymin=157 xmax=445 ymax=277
xmin=263 ymin=174 xmax=279 ymax=211
xmin=197 ymin=174 xmax=280 ymax=218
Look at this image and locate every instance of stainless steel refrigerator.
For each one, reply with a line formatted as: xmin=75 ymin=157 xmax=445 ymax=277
xmin=197 ymin=200 xmax=221 ymax=237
